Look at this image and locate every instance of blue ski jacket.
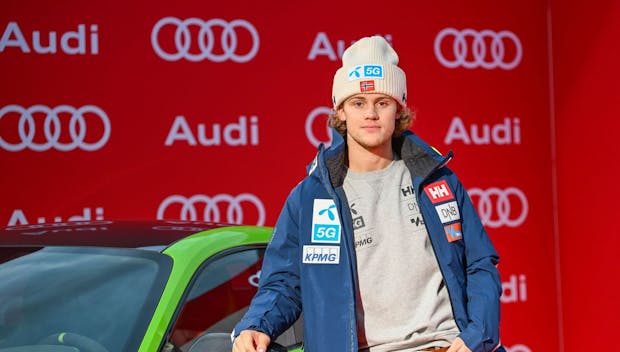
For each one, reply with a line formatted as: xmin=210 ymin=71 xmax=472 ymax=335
xmin=234 ymin=130 xmax=505 ymax=352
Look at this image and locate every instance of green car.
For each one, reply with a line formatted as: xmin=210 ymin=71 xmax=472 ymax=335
xmin=0 ymin=220 xmax=304 ymax=352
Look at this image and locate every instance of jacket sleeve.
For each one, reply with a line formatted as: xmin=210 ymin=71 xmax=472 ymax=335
xmin=453 ymin=177 xmax=503 ymax=352
xmin=233 ymin=188 xmax=302 ymax=340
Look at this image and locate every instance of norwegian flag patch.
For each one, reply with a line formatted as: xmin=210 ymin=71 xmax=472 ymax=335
xmin=359 ymin=80 xmax=375 ymax=92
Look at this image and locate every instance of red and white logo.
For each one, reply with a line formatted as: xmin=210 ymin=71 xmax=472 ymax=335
xmin=157 ymin=193 xmax=266 ymax=225
xmin=0 ymin=22 xmax=99 ymax=55
xmin=307 ymin=32 xmax=393 ymax=61
xmin=359 ymin=80 xmax=375 ymax=92
xmin=151 ymin=17 xmax=259 ymax=63
xmin=305 ymin=106 xmax=332 ymax=148
xmin=424 ymin=180 xmax=454 ymax=204
xmin=7 ymin=207 xmax=105 ymax=227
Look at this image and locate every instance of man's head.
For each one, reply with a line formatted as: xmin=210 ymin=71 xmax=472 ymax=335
xmin=329 ymin=36 xmax=413 ymax=137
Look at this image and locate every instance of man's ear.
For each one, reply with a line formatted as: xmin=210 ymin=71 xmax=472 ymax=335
xmin=337 ymin=107 xmax=346 ymax=122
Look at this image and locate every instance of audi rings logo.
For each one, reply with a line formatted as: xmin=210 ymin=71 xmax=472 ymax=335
xmin=305 ymin=106 xmax=332 ymax=148
xmin=248 ymin=270 xmax=261 ymax=288
xmin=157 ymin=193 xmax=266 ymax=225
xmin=0 ymin=105 xmax=111 ymax=152
xmin=468 ymin=187 xmax=528 ymax=228
xmin=434 ymin=28 xmax=522 ymax=70
xmin=151 ymin=17 xmax=260 ymax=62
xmin=506 ymin=345 xmax=531 ymax=352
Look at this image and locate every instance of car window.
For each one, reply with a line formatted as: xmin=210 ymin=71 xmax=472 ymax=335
xmin=169 ymin=247 xmax=266 ymax=350
xmin=0 ymin=246 xmax=171 ymax=352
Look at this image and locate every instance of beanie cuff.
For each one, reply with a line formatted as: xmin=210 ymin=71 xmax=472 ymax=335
xmin=332 ymin=63 xmax=407 ymax=108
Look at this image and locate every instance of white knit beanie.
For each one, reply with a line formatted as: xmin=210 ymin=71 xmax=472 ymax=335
xmin=332 ymin=35 xmax=407 ymax=109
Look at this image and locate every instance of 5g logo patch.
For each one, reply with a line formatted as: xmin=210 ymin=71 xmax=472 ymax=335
xmin=311 ymin=199 xmax=341 ymax=243
xmin=347 ymin=64 xmax=384 ymax=81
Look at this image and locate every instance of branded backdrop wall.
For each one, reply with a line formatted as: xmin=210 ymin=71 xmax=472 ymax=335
xmin=0 ymin=0 xmax=575 ymax=351
xmin=551 ymin=0 xmax=620 ymax=350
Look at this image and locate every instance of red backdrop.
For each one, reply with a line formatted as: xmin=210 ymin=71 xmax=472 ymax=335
xmin=2 ymin=1 xmax=617 ymax=351
xmin=551 ymin=0 xmax=620 ymax=350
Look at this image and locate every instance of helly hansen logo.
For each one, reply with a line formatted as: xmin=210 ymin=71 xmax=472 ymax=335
xmin=302 ymin=245 xmax=340 ymax=264
xmin=424 ymin=180 xmax=454 ymax=204
xmin=401 ymin=185 xmax=415 ymax=197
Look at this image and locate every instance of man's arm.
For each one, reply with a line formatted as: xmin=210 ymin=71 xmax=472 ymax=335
xmin=233 ymin=189 xmax=303 ymax=341
xmin=454 ymin=177 xmax=503 ymax=352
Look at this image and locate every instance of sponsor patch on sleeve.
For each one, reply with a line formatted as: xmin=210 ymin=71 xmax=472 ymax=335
xmin=424 ymin=180 xmax=455 ymax=204
xmin=303 ymin=245 xmax=340 ymax=264
xmin=435 ymin=201 xmax=461 ymax=223
xmin=444 ymin=222 xmax=463 ymax=242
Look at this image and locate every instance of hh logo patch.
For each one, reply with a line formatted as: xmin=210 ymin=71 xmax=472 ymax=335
xmin=303 ymin=245 xmax=340 ymax=264
xmin=424 ymin=180 xmax=454 ymax=204
xmin=435 ymin=201 xmax=461 ymax=223
xmin=444 ymin=223 xmax=463 ymax=242
xmin=311 ymin=199 xmax=341 ymax=243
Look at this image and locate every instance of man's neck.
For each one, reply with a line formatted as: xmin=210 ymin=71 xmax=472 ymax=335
xmin=347 ymin=143 xmax=394 ymax=173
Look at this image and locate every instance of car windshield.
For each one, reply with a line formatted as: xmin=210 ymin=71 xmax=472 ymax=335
xmin=0 ymin=246 xmax=172 ymax=352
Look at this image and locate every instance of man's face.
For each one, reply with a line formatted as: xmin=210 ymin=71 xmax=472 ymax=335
xmin=337 ymin=93 xmax=398 ymax=151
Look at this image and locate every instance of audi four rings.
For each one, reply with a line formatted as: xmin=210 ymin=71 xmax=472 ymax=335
xmin=434 ymin=28 xmax=522 ymax=70
xmin=305 ymin=106 xmax=333 ymax=148
xmin=0 ymin=104 xmax=111 ymax=152
xmin=157 ymin=193 xmax=266 ymax=226
xmin=468 ymin=187 xmax=528 ymax=228
xmin=151 ymin=17 xmax=260 ymax=62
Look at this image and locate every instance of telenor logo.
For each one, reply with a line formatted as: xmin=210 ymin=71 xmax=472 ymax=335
xmin=347 ymin=64 xmax=384 ymax=81
xmin=311 ymin=199 xmax=341 ymax=243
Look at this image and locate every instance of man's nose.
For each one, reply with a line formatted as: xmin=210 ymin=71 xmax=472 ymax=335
xmin=364 ymin=105 xmax=379 ymax=118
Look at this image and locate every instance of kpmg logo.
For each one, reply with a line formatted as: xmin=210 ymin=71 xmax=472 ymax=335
xmin=434 ymin=28 xmax=522 ymax=70
xmin=305 ymin=106 xmax=332 ymax=148
xmin=0 ymin=22 xmax=99 ymax=55
xmin=0 ymin=105 xmax=111 ymax=152
xmin=157 ymin=193 xmax=266 ymax=225
xmin=347 ymin=65 xmax=384 ymax=81
xmin=468 ymin=187 xmax=528 ymax=228
xmin=151 ymin=17 xmax=259 ymax=62
xmin=302 ymin=245 xmax=340 ymax=264
xmin=311 ymin=199 xmax=341 ymax=243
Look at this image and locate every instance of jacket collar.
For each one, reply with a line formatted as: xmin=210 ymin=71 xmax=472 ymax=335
xmin=308 ymin=129 xmax=452 ymax=189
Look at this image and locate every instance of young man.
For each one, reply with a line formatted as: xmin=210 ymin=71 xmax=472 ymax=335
xmin=232 ymin=36 xmax=504 ymax=352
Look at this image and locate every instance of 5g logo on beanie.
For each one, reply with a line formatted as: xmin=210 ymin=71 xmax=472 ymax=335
xmin=347 ymin=65 xmax=384 ymax=80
